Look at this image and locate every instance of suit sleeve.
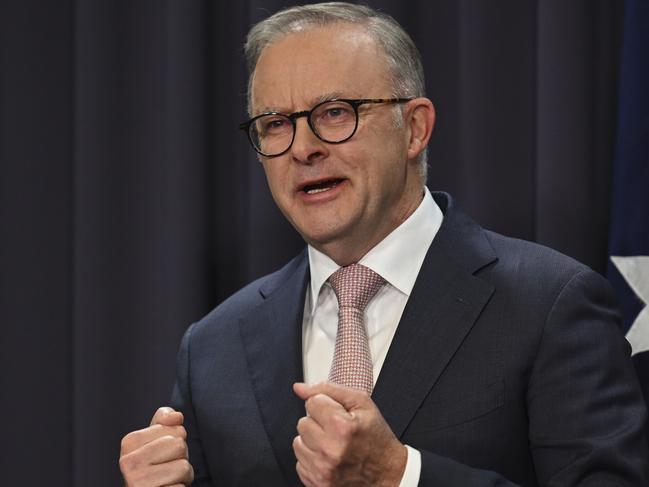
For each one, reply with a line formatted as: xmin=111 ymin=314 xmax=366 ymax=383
xmin=170 ymin=322 xmax=214 ymax=486
xmin=417 ymin=269 xmax=649 ymax=486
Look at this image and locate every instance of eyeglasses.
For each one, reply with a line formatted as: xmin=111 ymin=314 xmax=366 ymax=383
xmin=239 ymin=97 xmax=413 ymax=157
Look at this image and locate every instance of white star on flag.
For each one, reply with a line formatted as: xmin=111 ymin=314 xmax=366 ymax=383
xmin=611 ymin=256 xmax=649 ymax=356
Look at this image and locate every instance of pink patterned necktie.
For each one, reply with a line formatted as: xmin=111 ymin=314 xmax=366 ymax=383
xmin=327 ymin=263 xmax=385 ymax=394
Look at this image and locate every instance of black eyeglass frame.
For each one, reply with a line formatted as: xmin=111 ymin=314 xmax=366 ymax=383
xmin=239 ymin=97 xmax=414 ymax=158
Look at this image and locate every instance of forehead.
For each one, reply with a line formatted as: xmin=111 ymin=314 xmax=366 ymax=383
xmin=250 ymin=24 xmax=392 ymax=113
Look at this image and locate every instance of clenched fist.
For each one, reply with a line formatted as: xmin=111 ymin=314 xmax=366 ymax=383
xmin=119 ymin=407 xmax=194 ymax=487
xmin=292 ymin=382 xmax=407 ymax=487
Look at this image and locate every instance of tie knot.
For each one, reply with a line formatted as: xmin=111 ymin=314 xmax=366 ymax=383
xmin=328 ymin=263 xmax=385 ymax=310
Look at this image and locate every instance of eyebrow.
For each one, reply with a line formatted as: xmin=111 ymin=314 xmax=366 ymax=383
xmin=256 ymin=91 xmax=353 ymax=115
xmin=312 ymin=91 xmax=347 ymax=104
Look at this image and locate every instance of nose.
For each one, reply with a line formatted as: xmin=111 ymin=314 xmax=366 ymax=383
xmin=289 ymin=117 xmax=327 ymax=164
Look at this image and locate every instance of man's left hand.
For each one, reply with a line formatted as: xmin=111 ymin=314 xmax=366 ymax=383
xmin=292 ymin=382 xmax=407 ymax=487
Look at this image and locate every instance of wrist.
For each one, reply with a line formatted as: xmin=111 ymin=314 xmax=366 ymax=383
xmin=379 ymin=441 xmax=408 ymax=487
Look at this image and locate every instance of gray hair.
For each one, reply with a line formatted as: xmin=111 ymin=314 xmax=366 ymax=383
xmin=244 ymin=2 xmax=428 ymax=180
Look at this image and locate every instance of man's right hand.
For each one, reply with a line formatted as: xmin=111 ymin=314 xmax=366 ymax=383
xmin=119 ymin=407 xmax=194 ymax=487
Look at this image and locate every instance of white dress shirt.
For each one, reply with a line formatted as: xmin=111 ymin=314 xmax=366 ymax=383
xmin=302 ymin=187 xmax=444 ymax=486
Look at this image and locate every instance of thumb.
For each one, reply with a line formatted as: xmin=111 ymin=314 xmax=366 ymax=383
xmin=293 ymin=382 xmax=367 ymax=411
xmin=150 ymin=406 xmax=184 ymax=426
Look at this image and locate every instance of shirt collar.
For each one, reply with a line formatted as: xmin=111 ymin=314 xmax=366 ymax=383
xmin=307 ymin=187 xmax=443 ymax=309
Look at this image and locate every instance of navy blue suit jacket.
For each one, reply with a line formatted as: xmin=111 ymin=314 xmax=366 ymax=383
xmin=171 ymin=192 xmax=649 ymax=486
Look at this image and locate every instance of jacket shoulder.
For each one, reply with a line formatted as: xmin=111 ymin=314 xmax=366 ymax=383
xmin=189 ymin=249 xmax=308 ymax=338
xmin=481 ymin=229 xmax=615 ymax=309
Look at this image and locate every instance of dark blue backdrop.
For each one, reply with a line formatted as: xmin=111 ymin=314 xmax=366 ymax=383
xmin=0 ymin=1 xmax=641 ymax=485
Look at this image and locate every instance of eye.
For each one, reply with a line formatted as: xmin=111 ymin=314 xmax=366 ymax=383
xmin=267 ymin=119 xmax=285 ymax=129
xmin=315 ymin=102 xmax=354 ymax=125
xmin=325 ymin=107 xmax=345 ymax=118
xmin=258 ymin=115 xmax=290 ymax=136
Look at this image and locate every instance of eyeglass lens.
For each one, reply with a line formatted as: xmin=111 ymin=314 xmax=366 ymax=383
xmin=249 ymin=100 xmax=357 ymax=156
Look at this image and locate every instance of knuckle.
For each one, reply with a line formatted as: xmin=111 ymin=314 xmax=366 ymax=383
xmin=334 ymin=418 xmax=355 ymax=439
xmin=314 ymin=393 xmax=327 ymax=402
xmin=173 ymin=436 xmax=186 ymax=455
xmin=296 ymin=416 xmax=308 ymax=434
xmin=314 ymin=464 xmax=334 ymax=483
xmin=306 ymin=393 xmax=324 ymax=409
xmin=305 ymin=396 xmax=315 ymax=410
xmin=120 ymin=434 xmax=132 ymax=454
xmin=296 ymin=462 xmax=311 ymax=485
xmin=183 ymin=441 xmax=190 ymax=459
xmin=120 ymin=428 xmax=148 ymax=453
xmin=179 ymin=458 xmax=193 ymax=478
xmin=160 ymin=434 xmax=177 ymax=447
xmin=118 ymin=452 xmax=138 ymax=473
xmin=323 ymin=445 xmax=344 ymax=466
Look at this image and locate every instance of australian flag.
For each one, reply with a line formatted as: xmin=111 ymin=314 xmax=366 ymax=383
xmin=607 ymin=0 xmax=649 ymax=415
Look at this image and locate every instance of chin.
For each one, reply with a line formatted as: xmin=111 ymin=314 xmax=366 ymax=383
xmin=297 ymin=224 xmax=349 ymax=249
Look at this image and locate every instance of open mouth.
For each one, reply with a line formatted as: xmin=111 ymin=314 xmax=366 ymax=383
xmin=301 ymin=178 xmax=344 ymax=195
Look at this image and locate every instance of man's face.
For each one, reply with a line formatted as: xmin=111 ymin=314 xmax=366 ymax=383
xmin=250 ymin=24 xmax=424 ymax=264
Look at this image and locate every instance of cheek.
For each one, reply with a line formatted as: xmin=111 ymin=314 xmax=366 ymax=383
xmin=263 ymin=163 xmax=287 ymax=196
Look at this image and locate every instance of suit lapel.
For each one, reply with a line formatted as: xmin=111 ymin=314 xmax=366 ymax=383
xmin=239 ymin=253 xmax=308 ymax=487
xmin=372 ymin=193 xmax=497 ymax=437
xmin=238 ymin=193 xmax=497 ymax=477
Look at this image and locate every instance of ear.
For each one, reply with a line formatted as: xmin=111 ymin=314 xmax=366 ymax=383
xmin=405 ymin=98 xmax=436 ymax=161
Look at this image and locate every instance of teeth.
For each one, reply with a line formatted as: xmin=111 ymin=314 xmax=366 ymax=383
xmin=304 ymin=180 xmax=340 ymax=195
xmin=306 ymin=187 xmax=331 ymax=194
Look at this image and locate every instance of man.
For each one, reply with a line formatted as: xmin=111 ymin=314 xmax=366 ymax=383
xmin=119 ymin=3 xmax=649 ymax=486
